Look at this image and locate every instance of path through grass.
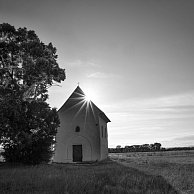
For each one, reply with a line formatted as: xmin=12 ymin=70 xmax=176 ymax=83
xmin=110 ymin=151 xmax=194 ymax=194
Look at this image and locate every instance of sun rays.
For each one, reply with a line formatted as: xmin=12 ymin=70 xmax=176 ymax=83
xmin=84 ymin=95 xmax=91 ymax=102
xmin=65 ymin=90 xmax=97 ymax=129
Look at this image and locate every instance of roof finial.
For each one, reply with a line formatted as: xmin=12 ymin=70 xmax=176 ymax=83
xmin=77 ymin=82 xmax=80 ymax=86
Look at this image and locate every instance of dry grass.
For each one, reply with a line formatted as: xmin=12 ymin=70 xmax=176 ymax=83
xmin=0 ymin=159 xmax=178 ymax=194
xmin=110 ymin=150 xmax=194 ymax=194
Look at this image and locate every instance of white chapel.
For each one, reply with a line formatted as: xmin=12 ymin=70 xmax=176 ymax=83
xmin=53 ymin=86 xmax=110 ymax=163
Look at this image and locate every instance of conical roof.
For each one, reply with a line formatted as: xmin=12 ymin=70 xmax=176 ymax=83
xmin=58 ymin=86 xmax=110 ymax=123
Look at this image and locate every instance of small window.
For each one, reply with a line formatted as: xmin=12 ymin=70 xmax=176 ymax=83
xmin=101 ymin=126 xmax=103 ymax=138
xmin=105 ymin=127 xmax=107 ymax=138
xmin=75 ymin=126 xmax=80 ymax=132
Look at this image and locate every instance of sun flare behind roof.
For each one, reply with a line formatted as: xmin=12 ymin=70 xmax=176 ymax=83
xmin=84 ymin=94 xmax=91 ymax=102
xmin=83 ymin=86 xmax=98 ymax=103
xmin=66 ymin=86 xmax=95 ymax=122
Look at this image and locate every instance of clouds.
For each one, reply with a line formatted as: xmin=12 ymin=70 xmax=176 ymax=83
xmin=87 ymin=72 xmax=120 ymax=79
xmin=66 ymin=59 xmax=121 ymax=81
xmin=173 ymin=135 xmax=194 ymax=142
xmin=106 ymin=91 xmax=194 ymax=147
xmin=67 ymin=60 xmax=100 ymax=68
xmin=105 ymin=91 xmax=194 ymax=113
xmin=163 ymin=135 xmax=194 ymax=148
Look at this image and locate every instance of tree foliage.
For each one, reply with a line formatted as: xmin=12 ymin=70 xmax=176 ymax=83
xmin=1 ymin=101 xmax=60 ymax=164
xmin=0 ymin=23 xmax=65 ymax=164
xmin=0 ymin=23 xmax=65 ymax=101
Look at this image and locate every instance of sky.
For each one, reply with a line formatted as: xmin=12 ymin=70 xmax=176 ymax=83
xmin=1 ymin=0 xmax=194 ymax=148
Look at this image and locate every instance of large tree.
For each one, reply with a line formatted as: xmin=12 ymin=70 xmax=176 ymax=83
xmin=0 ymin=23 xmax=65 ymax=164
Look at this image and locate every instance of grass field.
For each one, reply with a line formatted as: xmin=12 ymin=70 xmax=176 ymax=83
xmin=109 ymin=150 xmax=194 ymax=194
xmin=0 ymin=159 xmax=178 ymax=194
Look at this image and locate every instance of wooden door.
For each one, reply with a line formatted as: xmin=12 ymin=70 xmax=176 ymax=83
xmin=73 ymin=145 xmax=82 ymax=162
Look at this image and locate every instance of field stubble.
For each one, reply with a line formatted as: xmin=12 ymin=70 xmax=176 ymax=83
xmin=109 ymin=150 xmax=194 ymax=194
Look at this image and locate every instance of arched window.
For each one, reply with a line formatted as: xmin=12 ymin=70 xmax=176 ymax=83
xmin=75 ymin=126 xmax=80 ymax=132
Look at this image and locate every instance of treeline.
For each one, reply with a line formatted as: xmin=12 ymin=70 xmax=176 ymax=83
xmin=109 ymin=143 xmax=163 ymax=153
xmin=109 ymin=143 xmax=194 ymax=153
xmin=165 ymin=147 xmax=194 ymax=151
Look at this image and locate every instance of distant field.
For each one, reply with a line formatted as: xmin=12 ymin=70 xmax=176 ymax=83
xmin=109 ymin=150 xmax=194 ymax=194
xmin=0 ymin=159 xmax=178 ymax=194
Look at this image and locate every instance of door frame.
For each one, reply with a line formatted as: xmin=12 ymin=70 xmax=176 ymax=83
xmin=72 ymin=144 xmax=83 ymax=162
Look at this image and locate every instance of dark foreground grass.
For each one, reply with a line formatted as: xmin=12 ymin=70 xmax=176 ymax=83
xmin=0 ymin=160 xmax=178 ymax=194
